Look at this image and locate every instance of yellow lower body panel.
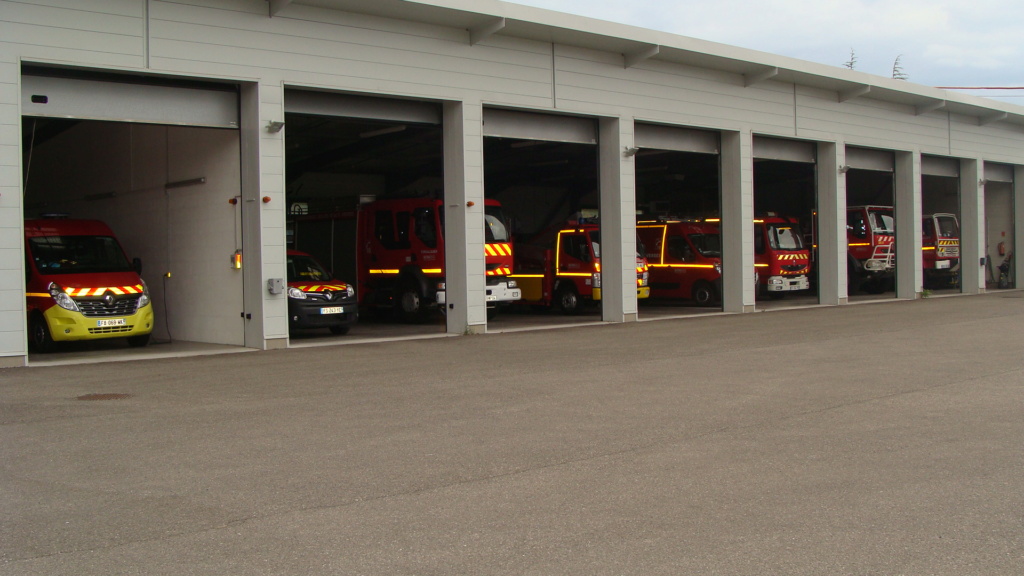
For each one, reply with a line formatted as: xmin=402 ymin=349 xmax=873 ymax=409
xmin=44 ymin=303 xmax=154 ymax=342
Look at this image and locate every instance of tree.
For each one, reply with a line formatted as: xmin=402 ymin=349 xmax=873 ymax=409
xmin=843 ymin=48 xmax=857 ymax=70
xmin=892 ymin=55 xmax=909 ymax=80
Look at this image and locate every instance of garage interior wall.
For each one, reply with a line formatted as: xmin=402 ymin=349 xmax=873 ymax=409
xmin=23 ymin=122 xmax=244 ymax=346
xmin=983 ymin=164 xmax=1014 ymax=286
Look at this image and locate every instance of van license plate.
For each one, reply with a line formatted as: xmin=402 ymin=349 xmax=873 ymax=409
xmin=96 ymin=318 xmax=127 ymax=327
xmin=320 ymin=306 xmax=344 ymax=314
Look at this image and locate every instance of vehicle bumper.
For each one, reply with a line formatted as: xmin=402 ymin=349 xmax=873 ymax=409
xmin=436 ymin=281 xmax=522 ymax=305
xmin=592 ymin=286 xmax=651 ymax=301
xmin=288 ymin=299 xmax=358 ymax=330
xmin=765 ymin=275 xmax=810 ymax=292
xmin=44 ymin=303 xmax=154 ymax=342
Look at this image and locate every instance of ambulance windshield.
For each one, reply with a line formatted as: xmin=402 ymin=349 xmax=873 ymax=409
xmin=29 ymin=235 xmax=132 ymax=274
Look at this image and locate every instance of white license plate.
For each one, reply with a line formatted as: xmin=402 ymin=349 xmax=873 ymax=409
xmin=936 ymin=261 xmax=950 ymax=269
xmin=96 ymin=318 xmax=127 ymax=327
xmin=320 ymin=306 xmax=344 ymax=314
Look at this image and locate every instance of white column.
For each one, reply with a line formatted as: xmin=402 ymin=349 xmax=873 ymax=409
xmin=1015 ymin=166 xmax=1024 ymax=286
xmin=895 ymin=151 xmax=923 ymax=299
xmin=248 ymin=81 xmax=288 ymax=350
xmin=960 ymin=158 xmax=985 ymax=294
xmin=720 ymin=130 xmax=755 ymax=313
xmin=443 ymin=101 xmax=486 ymax=335
xmin=817 ymin=141 xmax=846 ymax=305
xmin=0 ymin=56 xmax=26 ymax=366
xmin=598 ymin=116 xmax=637 ymax=322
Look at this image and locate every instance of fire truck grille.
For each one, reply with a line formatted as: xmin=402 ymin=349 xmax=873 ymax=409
xmin=782 ymin=265 xmax=806 ymax=272
xmin=88 ymin=325 xmax=135 ymax=335
xmin=77 ymin=296 xmax=141 ymax=317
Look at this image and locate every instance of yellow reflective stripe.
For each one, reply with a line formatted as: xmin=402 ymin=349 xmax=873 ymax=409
xmin=26 ymin=292 xmax=51 ymax=298
xmin=509 ymin=274 xmax=544 ymax=278
xmin=649 ymin=264 xmax=716 ymax=269
xmin=369 ymin=269 xmax=400 ymax=274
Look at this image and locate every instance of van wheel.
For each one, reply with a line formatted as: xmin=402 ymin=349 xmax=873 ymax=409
xmin=556 ymin=284 xmax=581 ymax=315
xmin=29 ymin=314 xmax=55 ymax=353
xmin=692 ymin=281 xmax=717 ymax=307
xmin=127 ymin=334 xmax=150 ymax=348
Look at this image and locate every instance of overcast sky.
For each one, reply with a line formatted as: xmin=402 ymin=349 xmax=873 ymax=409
xmin=509 ymin=0 xmax=1024 ymax=103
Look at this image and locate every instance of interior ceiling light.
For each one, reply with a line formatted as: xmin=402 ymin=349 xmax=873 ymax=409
xmin=359 ymin=125 xmax=406 ymax=138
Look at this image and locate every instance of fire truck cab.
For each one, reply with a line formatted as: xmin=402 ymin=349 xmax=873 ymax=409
xmin=24 ymin=217 xmax=154 ymax=352
xmin=754 ymin=215 xmax=811 ymax=297
xmin=922 ymin=213 xmax=960 ymax=288
xmin=356 ymin=197 xmax=520 ymax=321
xmin=636 ymin=220 xmax=722 ymax=306
xmin=286 ymin=249 xmax=358 ymax=335
xmin=846 ymin=205 xmax=895 ymax=293
xmin=512 ymin=222 xmax=650 ymax=314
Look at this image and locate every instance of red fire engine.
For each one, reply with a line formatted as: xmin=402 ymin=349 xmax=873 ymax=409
xmin=24 ymin=217 xmax=154 ymax=352
xmin=511 ymin=222 xmax=650 ymax=314
xmin=356 ymin=197 xmax=520 ymax=321
xmin=754 ymin=215 xmax=810 ymax=297
xmin=922 ymin=212 xmax=960 ymax=288
xmin=636 ymin=220 xmax=722 ymax=306
xmin=846 ymin=205 xmax=895 ymax=293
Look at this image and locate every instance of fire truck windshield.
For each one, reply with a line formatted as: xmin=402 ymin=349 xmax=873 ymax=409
xmin=936 ymin=216 xmax=959 ymax=238
xmin=484 ymin=207 xmax=510 ymax=243
xmin=287 ymin=253 xmax=332 ymax=283
xmin=29 ymin=235 xmax=132 ymax=274
xmin=768 ymin=224 xmax=803 ymax=251
xmin=869 ymin=211 xmax=894 ymax=234
xmin=690 ymin=233 xmax=721 ymax=257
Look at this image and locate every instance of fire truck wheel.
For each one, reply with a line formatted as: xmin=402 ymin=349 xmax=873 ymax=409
xmin=556 ymin=284 xmax=581 ymax=315
xmin=397 ymin=283 xmax=424 ymax=323
xmin=692 ymin=281 xmax=717 ymax=307
xmin=328 ymin=325 xmax=350 ymax=335
xmin=29 ymin=314 xmax=55 ymax=353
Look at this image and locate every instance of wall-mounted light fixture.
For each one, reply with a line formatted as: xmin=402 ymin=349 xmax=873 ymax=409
xmin=265 ymin=120 xmax=285 ymax=133
xmin=623 ymin=146 xmax=640 ymax=157
xmin=838 ymin=165 xmax=851 ymax=174
xmin=979 ymin=178 xmax=988 ymax=186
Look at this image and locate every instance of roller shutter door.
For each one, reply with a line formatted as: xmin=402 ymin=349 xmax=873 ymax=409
xmin=753 ymin=136 xmax=815 ymax=163
xmin=284 ymin=90 xmax=441 ymax=124
xmin=634 ymin=123 xmax=718 ymax=154
xmin=845 ymin=147 xmax=895 ymax=172
xmin=482 ymin=109 xmax=596 ymax=144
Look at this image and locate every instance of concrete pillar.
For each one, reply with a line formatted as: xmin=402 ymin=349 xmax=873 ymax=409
xmin=895 ymin=151 xmax=922 ymax=299
xmin=241 ymin=81 xmax=284 ymax=350
xmin=960 ymin=158 xmax=985 ymax=294
xmin=598 ymin=116 xmax=637 ymax=323
xmin=1016 ymin=166 xmax=1024 ymax=286
xmin=0 ymin=55 xmax=27 ymax=367
xmin=443 ymin=101 xmax=487 ymax=335
xmin=720 ymin=130 xmax=755 ymax=313
xmin=817 ymin=141 xmax=846 ymax=305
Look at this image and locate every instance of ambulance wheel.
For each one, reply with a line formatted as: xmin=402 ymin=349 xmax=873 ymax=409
xmin=29 ymin=314 xmax=55 ymax=353
xmin=556 ymin=284 xmax=581 ymax=315
xmin=127 ymin=334 xmax=150 ymax=348
xmin=692 ymin=281 xmax=717 ymax=307
xmin=328 ymin=325 xmax=350 ymax=335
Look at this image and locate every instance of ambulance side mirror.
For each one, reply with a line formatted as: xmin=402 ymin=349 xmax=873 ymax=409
xmin=132 ymin=257 xmax=143 ymax=274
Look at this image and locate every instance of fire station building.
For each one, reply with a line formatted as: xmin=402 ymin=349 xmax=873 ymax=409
xmin=2 ymin=0 xmax=1023 ymax=367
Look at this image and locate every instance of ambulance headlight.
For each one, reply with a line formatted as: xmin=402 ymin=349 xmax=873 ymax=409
xmin=507 ymin=279 xmax=518 ymax=289
xmin=138 ymin=281 xmax=151 ymax=308
xmin=288 ymin=287 xmax=307 ymax=300
xmin=48 ymin=282 xmax=79 ymax=312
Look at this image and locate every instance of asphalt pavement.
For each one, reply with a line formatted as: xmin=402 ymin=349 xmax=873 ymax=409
xmin=3 ymin=292 xmax=1024 ymax=575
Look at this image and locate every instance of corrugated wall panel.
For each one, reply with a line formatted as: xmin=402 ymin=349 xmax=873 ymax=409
xmin=148 ymin=2 xmax=555 ymax=106
xmin=0 ymin=0 xmax=145 ymax=68
xmin=553 ymin=45 xmax=796 ymax=134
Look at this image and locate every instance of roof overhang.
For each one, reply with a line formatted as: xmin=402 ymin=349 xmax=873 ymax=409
xmin=272 ymin=0 xmax=1024 ymax=128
